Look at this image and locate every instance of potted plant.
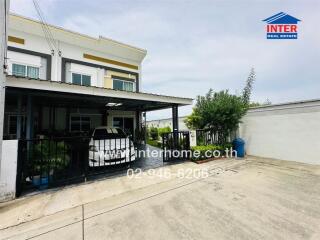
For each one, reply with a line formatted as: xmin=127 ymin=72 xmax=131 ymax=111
xmin=29 ymin=140 xmax=70 ymax=188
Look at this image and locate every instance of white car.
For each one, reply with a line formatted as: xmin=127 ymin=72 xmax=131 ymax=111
xmin=89 ymin=127 xmax=135 ymax=167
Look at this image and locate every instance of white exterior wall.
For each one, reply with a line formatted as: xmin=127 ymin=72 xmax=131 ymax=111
xmin=7 ymin=15 xmax=145 ymax=84
xmin=65 ymin=62 xmax=104 ymax=87
xmin=239 ymin=100 xmax=320 ymax=165
xmin=7 ymin=50 xmax=47 ymax=79
xmin=0 ymin=140 xmax=18 ymax=202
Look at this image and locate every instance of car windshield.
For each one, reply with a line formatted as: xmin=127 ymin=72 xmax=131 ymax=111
xmin=93 ymin=128 xmax=127 ymax=140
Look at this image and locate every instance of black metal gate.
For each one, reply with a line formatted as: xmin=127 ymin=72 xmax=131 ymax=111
xmin=16 ymin=136 xmax=134 ymax=197
xmin=162 ymin=131 xmax=190 ymax=162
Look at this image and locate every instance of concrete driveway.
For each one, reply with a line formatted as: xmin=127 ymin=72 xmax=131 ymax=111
xmin=1 ymin=157 xmax=320 ymax=240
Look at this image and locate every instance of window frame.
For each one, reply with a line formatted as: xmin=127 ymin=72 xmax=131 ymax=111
xmin=112 ymin=78 xmax=135 ymax=92
xmin=71 ymin=72 xmax=92 ymax=86
xmin=12 ymin=63 xmax=40 ymax=79
xmin=70 ymin=115 xmax=92 ymax=132
xmin=112 ymin=116 xmax=135 ymax=137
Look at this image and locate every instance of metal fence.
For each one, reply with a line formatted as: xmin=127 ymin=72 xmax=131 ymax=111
xmin=162 ymin=131 xmax=190 ymax=162
xmin=196 ymin=129 xmax=237 ymax=146
xmin=16 ymin=136 xmax=135 ymax=196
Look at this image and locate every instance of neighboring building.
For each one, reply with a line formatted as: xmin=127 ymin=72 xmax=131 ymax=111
xmin=3 ymin=14 xmax=192 ymax=140
xmin=147 ymin=116 xmax=189 ymax=131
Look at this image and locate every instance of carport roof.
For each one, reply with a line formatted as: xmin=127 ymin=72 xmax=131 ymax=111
xmin=5 ymin=76 xmax=193 ymax=111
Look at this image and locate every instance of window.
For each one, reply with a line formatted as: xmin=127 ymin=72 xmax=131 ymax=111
xmin=113 ymin=79 xmax=134 ymax=92
xmin=113 ymin=117 xmax=134 ymax=136
xmin=12 ymin=63 xmax=40 ymax=79
xmin=27 ymin=66 xmax=39 ymax=79
xmin=12 ymin=64 xmax=26 ymax=77
xmin=70 ymin=116 xmax=91 ymax=132
xmin=72 ymin=73 xmax=91 ymax=86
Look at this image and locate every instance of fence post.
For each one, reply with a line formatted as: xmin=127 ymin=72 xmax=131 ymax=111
xmin=190 ymin=130 xmax=197 ymax=147
xmin=15 ymin=140 xmax=24 ymax=198
xmin=162 ymin=133 xmax=166 ymax=162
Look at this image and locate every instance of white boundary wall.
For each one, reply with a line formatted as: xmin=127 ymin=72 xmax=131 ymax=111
xmin=240 ymin=100 xmax=320 ymax=165
xmin=0 ymin=140 xmax=18 ymax=202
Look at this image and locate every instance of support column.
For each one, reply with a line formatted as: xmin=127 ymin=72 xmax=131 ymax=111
xmin=16 ymin=95 xmax=22 ymax=139
xmin=65 ymin=106 xmax=70 ymax=133
xmin=135 ymin=111 xmax=141 ymax=130
xmin=26 ymin=95 xmax=33 ymax=139
xmin=143 ymin=112 xmax=147 ymax=145
xmin=102 ymin=109 xmax=108 ymax=126
xmin=172 ymin=105 xmax=179 ymax=148
xmin=172 ymin=105 xmax=179 ymax=132
xmin=0 ymin=0 xmax=10 ymax=179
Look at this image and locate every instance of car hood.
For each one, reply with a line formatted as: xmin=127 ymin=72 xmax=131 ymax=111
xmin=89 ymin=138 xmax=132 ymax=150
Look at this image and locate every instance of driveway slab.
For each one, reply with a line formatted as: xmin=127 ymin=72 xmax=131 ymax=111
xmin=1 ymin=157 xmax=320 ymax=240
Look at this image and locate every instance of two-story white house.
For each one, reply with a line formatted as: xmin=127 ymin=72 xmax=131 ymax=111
xmin=4 ymin=13 xmax=192 ymax=140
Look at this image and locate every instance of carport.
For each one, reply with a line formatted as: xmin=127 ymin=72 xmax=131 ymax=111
xmin=4 ymin=76 xmax=193 ymax=195
xmin=5 ymin=76 xmax=192 ymax=140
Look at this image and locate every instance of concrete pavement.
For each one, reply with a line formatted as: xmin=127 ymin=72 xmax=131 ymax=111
xmin=1 ymin=157 xmax=320 ymax=240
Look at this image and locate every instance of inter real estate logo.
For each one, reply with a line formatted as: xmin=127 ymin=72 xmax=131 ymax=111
xmin=263 ymin=12 xmax=301 ymax=39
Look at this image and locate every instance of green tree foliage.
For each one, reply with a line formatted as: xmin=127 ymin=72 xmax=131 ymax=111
xmin=149 ymin=127 xmax=159 ymax=140
xmin=158 ymin=126 xmax=171 ymax=137
xmin=185 ymin=68 xmax=257 ymax=144
xmin=185 ymin=90 xmax=247 ymax=144
xmin=242 ymin=68 xmax=255 ymax=105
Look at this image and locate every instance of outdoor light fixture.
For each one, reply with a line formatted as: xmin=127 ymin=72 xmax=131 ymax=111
xmin=105 ymin=103 xmax=123 ymax=107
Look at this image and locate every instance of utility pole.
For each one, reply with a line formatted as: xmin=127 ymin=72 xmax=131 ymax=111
xmin=0 ymin=0 xmax=10 ymax=173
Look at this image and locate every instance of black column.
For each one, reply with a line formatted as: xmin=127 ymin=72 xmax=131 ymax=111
xmin=172 ymin=105 xmax=179 ymax=149
xmin=16 ymin=94 xmax=22 ymax=139
xmin=135 ymin=111 xmax=140 ymax=131
xmin=172 ymin=105 xmax=179 ymax=132
xmin=101 ymin=109 xmax=108 ymax=126
xmin=26 ymin=95 xmax=33 ymax=139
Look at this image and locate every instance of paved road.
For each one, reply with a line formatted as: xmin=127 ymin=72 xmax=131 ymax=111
xmin=1 ymin=157 xmax=320 ymax=239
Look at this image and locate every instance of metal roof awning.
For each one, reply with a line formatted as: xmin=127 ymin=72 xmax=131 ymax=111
xmin=5 ymin=76 xmax=193 ymax=111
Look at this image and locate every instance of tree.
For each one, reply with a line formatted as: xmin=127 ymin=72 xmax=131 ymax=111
xmin=149 ymin=127 xmax=159 ymax=140
xmin=185 ymin=89 xmax=247 ymax=144
xmin=242 ymin=68 xmax=255 ymax=105
xmin=185 ymin=68 xmax=257 ymax=144
xmin=158 ymin=126 xmax=171 ymax=137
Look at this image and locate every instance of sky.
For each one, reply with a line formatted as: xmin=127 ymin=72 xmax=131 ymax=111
xmin=9 ymin=0 xmax=320 ymax=120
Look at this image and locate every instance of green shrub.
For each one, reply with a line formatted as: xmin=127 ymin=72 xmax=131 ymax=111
xmin=191 ymin=144 xmax=231 ymax=161
xmin=147 ymin=138 xmax=162 ymax=148
xmin=135 ymin=126 xmax=146 ymax=143
xmin=149 ymin=127 xmax=159 ymax=140
xmin=31 ymin=140 xmax=70 ymax=175
xmin=158 ymin=126 xmax=171 ymax=137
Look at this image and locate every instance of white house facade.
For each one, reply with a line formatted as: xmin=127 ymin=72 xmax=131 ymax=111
xmin=4 ymin=14 xmax=192 ymax=140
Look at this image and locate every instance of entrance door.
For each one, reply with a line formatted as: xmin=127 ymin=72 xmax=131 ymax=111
xmin=113 ymin=117 xmax=134 ymax=137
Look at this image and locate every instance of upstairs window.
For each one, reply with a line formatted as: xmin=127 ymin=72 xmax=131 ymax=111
xmin=12 ymin=63 xmax=39 ymax=79
xmin=27 ymin=66 xmax=40 ymax=79
xmin=113 ymin=78 xmax=134 ymax=92
xmin=72 ymin=73 xmax=91 ymax=86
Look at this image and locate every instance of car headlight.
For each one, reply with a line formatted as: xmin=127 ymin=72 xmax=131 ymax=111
xmin=89 ymin=145 xmax=98 ymax=152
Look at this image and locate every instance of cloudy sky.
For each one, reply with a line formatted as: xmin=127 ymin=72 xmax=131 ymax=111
xmin=10 ymin=0 xmax=320 ymax=120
